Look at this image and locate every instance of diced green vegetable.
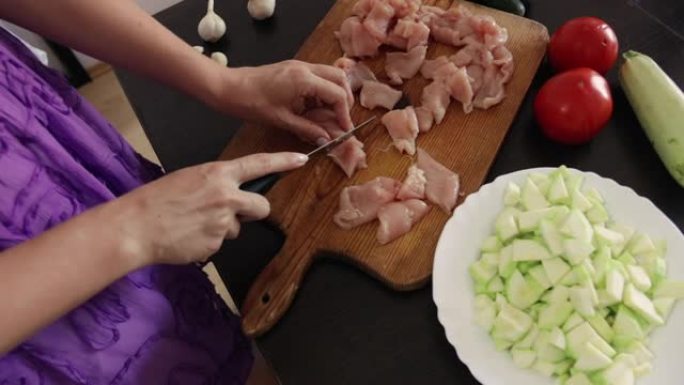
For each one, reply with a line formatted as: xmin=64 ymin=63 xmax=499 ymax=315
xmin=474 ymin=294 xmax=497 ymax=332
xmin=653 ymin=279 xmax=684 ymax=298
xmin=481 ymin=235 xmax=503 ymax=252
xmin=521 ymin=178 xmax=550 ymax=210
xmin=504 ymin=182 xmax=521 ymax=206
xmin=512 ymin=239 xmax=551 ymax=261
xmin=470 ymin=168 xmax=679 ymax=382
xmin=560 ymin=209 xmax=594 ymax=243
xmin=491 ymin=302 xmax=534 ymax=342
xmin=512 ymin=348 xmax=536 ymax=368
xmin=496 ymin=207 xmax=521 ymax=242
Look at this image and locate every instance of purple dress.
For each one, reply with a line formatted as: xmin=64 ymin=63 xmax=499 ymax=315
xmin=0 ymin=29 xmax=253 ymax=384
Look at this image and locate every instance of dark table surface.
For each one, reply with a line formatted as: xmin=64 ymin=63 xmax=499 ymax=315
xmin=116 ymin=0 xmax=684 ymax=384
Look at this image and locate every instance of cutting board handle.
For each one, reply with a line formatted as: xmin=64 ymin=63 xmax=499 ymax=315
xmin=240 ymin=245 xmax=312 ymax=337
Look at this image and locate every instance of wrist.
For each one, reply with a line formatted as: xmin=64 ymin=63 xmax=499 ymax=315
xmin=93 ymin=196 xmax=155 ymax=271
xmin=204 ymin=65 xmax=253 ymax=117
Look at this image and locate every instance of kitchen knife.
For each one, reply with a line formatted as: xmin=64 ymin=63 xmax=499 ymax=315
xmin=239 ymin=115 xmax=377 ymax=194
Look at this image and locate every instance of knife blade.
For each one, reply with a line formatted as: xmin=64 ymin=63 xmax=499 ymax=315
xmin=306 ymin=115 xmax=376 ymax=157
xmin=240 ymin=115 xmax=377 ymax=194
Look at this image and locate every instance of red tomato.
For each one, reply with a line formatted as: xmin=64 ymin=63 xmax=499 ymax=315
xmin=534 ymin=68 xmax=613 ymax=144
xmin=549 ymin=17 xmax=619 ymax=74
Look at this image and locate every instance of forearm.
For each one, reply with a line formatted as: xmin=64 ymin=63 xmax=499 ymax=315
xmin=0 ymin=198 xmax=147 ymax=354
xmin=0 ymin=0 xmax=235 ymax=108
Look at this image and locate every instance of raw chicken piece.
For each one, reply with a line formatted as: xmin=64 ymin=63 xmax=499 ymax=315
xmin=381 ymin=107 xmax=419 ymax=155
xmin=362 ymin=0 xmax=396 ymax=40
xmin=334 ymin=57 xmax=378 ymax=92
xmin=336 ymin=16 xmax=382 ymax=58
xmin=414 ymin=106 xmax=434 ymax=133
xmin=385 ymin=45 xmax=427 ymax=85
xmin=389 ymin=0 xmax=421 ymax=18
xmin=334 ymin=176 xmax=401 ymax=229
xmin=328 ymin=136 xmax=369 ymax=178
xmin=468 ymin=15 xmax=508 ymax=49
xmin=416 ymin=5 xmax=445 ymax=26
xmin=492 ymin=45 xmax=514 ymax=82
xmin=466 ymin=64 xmax=484 ymax=93
xmin=305 ymin=109 xmax=368 ymax=178
xmin=385 ymin=17 xmax=430 ymax=50
xmin=376 ymin=199 xmax=430 ymax=245
xmin=472 ymin=64 xmax=505 ymax=109
xmin=352 ymin=0 xmax=375 ymax=17
xmin=449 ymin=44 xmax=493 ymax=67
xmin=360 ymin=80 xmax=403 ymax=110
xmin=420 ymin=56 xmax=450 ymax=79
xmin=417 ymin=148 xmax=460 ymax=213
xmin=427 ymin=7 xmax=475 ymax=47
xmin=443 ymin=65 xmax=474 ymax=113
xmin=397 ymin=164 xmax=427 ymax=200
xmin=421 ymin=80 xmax=451 ymax=124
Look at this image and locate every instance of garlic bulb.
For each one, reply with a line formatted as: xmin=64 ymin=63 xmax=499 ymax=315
xmin=247 ymin=0 xmax=276 ymax=20
xmin=198 ymin=0 xmax=226 ymax=42
xmin=192 ymin=45 xmax=205 ymax=53
xmin=211 ymin=52 xmax=228 ymax=66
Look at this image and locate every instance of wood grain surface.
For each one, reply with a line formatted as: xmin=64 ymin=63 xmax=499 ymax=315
xmin=218 ymin=0 xmax=549 ymax=336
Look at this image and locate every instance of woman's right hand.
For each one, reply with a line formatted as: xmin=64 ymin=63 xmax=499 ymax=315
xmin=114 ymin=152 xmax=308 ymax=266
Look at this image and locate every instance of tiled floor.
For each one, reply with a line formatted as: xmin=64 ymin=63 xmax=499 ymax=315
xmin=78 ymin=69 xmax=278 ymax=385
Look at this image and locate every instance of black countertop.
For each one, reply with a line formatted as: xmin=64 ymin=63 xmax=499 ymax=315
xmin=116 ymin=0 xmax=684 ymax=384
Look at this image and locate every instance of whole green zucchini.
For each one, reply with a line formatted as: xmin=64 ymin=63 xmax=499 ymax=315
xmin=619 ymin=50 xmax=684 ymax=187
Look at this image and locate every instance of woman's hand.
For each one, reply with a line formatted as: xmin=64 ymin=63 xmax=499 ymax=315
xmin=116 ymin=152 xmax=308 ymax=266
xmin=215 ymin=60 xmax=355 ymax=145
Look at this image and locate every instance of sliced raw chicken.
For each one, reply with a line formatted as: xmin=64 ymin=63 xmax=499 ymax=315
xmin=385 ymin=17 xmax=430 ymax=51
xmin=328 ymin=136 xmax=368 ymax=178
xmin=466 ymin=64 xmax=484 ymax=93
xmin=385 ymin=45 xmax=428 ymax=85
xmin=389 ymin=0 xmax=421 ymax=18
xmin=397 ymin=164 xmax=427 ymax=200
xmin=492 ymin=45 xmax=515 ymax=82
xmin=421 ymin=80 xmax=450 ymax=124
xmin=376 ymin=199 xmax=430 ymax=245
xmin=420 ymin=56 xmax=450 ymax=79
xmin=381 ymin=107 xmax=419 ymax=155
xmin=305 ymin=109 xmax=368 ymax=178
xmin=334 ymin=176 xmax=401 ymax=230
xmin=417 ymin=148 xmax=460 ymax=213
xmin=472 ymin=64 xmax=505 ymax=109
xmin=427 ymin=7 xmax=474 ymax=47
xmin=414 ymin=106 xmax=434 ymax=133
xmin=334 ymin=57 xmax=378 ymax=92
xmin=468 ymin=15 xmax=508 ymax=49
xmin=351 ymin=0 xmax=375 ymax=18
xmin=449 ymin=44 xmax=493 ymax=67
xmin=362 ymin=0 xmax=396 ymax=40
xmin=360 ymin=80 xmax=403 ymax=110
xmin=443 ymin=65 xmax=474 ymax=113
xmin=416 ymin=5 xmax=445 ymax=26
xmin=336 ymin=16 xmax=382 ymax=58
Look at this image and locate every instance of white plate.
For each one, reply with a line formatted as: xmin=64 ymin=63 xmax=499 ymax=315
xmin=432 ymin=167 xmax=684 ymax=385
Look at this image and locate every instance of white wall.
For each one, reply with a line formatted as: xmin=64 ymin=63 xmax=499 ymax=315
xmin=1 ymin=0 xmax=185 ymax=71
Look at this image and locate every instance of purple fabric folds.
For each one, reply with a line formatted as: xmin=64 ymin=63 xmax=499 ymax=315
xmin=0 ymin=28 xmax=253 ymax=384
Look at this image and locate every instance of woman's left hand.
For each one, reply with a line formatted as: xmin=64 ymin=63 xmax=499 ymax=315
xmin=213 ymin=60 xmax=354 ymax=145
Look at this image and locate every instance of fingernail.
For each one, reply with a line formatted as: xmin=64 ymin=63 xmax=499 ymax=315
xmin=295 ymin=154 xmax=309 ymax=164
xmin=315 ymin=137 xmax=329 ymax=146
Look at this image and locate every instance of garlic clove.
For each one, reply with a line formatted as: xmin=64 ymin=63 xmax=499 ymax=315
xmin=210 ymin=52 xmax=229 ymax=66
xmin=192 ymin=45 xmax=205 ymax=53
xmin=247 ymin=0 xmax=276 ymax=21
xmin=198 ymin=0 xmax=226 ymax=42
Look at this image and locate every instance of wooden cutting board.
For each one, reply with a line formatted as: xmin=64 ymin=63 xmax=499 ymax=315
xmin=218 ymin=0 xmax=549 ymax=336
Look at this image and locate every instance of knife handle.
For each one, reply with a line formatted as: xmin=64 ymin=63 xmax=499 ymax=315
xmin=240 ymin=173 xmax=281 ymax=194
